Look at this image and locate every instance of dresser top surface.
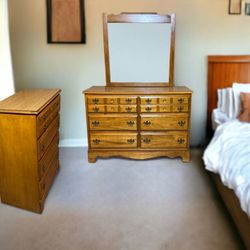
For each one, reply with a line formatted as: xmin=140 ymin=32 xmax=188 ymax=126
xmin=83 ymin=86 xmax=192 ymax=95
xmin=0 ymin=89 xmax=61 ymax=114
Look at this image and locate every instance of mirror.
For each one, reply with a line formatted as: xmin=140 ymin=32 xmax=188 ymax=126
xmin=103 ymin=13 xmax=176 ymax=87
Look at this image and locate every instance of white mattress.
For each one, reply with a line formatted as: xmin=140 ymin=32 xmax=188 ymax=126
xmin=203 ymin=120 xmax=250 ymax=216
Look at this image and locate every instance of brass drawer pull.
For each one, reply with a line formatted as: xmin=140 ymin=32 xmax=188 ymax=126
xmin=127 ymin=121 xmax=135 ymax=126
xmin=143 ymin=120 xmax=151 ymax=126
xmin=110 ymin=99 xmax=115 ymax=104
xmin=178 ymin=98 xmax=184 ymax=104
xmin=43 ymin=124 xmax=48 ymax=130
xmin=92 ymin=139 xmax=101 ymax=144
xmin=93 ymin=107 xmax=99 ymax=112
xmin=92 ymin=98 xmax=99 ymax=104
xmin=43 ymin=114 xmax=48 ymax=121
xmin=177 ymin=106 xmax=184 ymax=111
xmin=178 ymin=120 xmax=186 ymax=127
xmin=91 ymin=121 xmax=100 ymax=127
xmin=145 ymin=98 xmax=152 ymax=104
xmin=162 ymin=98 xmax=167 ymax=103
xmin=126 ymin=107 xmax=132 ymax=112
xmin=125 ymin=98 xmax=132 ymax=103
xmin=145 ymin=107 xmax=152 ymax=112
xmin=143 ymin=138 xmax=151 ymax=144
xmin=177 ymin=138 xmax=185 ymax=144
xmin=127 ymin=139 xmax=135 ymax=144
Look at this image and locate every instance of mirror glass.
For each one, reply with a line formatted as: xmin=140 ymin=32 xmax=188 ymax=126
xmin=108 ymin=22 xmax=171 ymax=83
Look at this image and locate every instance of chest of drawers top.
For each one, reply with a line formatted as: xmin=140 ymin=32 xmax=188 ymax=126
xmin=0 ymin=89 xmax=61 ymax=115
xmin=83 ymin=86 xmax=192 ymax=95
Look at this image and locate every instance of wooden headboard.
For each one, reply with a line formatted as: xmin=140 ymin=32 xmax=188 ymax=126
xmin=207 ymin=55 xmax=250 ymax=132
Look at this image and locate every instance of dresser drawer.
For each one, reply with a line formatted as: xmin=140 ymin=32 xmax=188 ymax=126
xmin=38 ymin=134 xmax=59 ymax=180
xmin=88 ymin=96 xmax=105 ymax=104
xmin=119 ymin=105 xmax=137 ymax=113
xmin=140 ymin=97 xmax=158 ymax=105
xmin=38 ymin=116 xmax=60 ymax=160
xmin=89 ymin=115 xmax=137 ymax=130
xmin=141 ymin=114 xmax=189 ymax=130
xmin=88 ymin=105 xmax=105 ymax=113
xmin=37 ymin=96 xmax=60 ymax=138
xmin=141 ymin=132 xmax=188 ymax=148
xmin=172 ymin=96 xmax=189 ymax=105
xmin=172 ymin=105 xmax=189 ymax=113
xmin=39 ymin=155 xmax=59 ymax=200
xmin=158 ymin=96 xmax=171 ymax=104
xmin=105 ymin=97 xmax=118 ymax=104
xmin=90 ymin=132 xmax=137 ymax=148
xmin=158 ymin=105 xmax=172 ymax=112
xmin=141 ymin=105 xmax=158 ymax=113
xmin=106 ymin=105 xmax=119 ymax=113
xmin=119 ymin=97 xmax=137 ymax=104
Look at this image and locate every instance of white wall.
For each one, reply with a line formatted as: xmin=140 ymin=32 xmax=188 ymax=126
xmin=8 ymin=0 xmax=250 ymax=146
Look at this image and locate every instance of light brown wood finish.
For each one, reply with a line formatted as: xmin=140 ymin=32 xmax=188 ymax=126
xmin=0 ymin=89 xmax=61 ymax=114
xmin=84 ymin=87 xmax=192 ymax=162
xmin=207 ymin=55 xmax=250 ymax=249
xmin=0 ymin=89 xmax=61 ymax=213
xmin=103 ymin=13 xmax=176 ymax=87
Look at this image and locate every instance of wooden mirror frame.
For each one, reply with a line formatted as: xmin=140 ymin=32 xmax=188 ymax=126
xmin=103 ymin=13 xmax=176 ymax=87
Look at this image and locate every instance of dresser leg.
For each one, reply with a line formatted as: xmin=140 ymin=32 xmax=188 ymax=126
xmin=88 ymin=154 xmax=97 ymax=163
xmin=181 ymin=151 xmax=190 ymax=163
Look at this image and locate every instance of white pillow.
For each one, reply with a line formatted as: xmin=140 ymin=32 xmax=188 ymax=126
xmin=232 ymin=83 xmax=250 ymax=117
xmin=217 ymin=87 xmax=234 ymax=119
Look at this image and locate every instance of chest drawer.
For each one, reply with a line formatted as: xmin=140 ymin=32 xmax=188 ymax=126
xmin=88 ymin=96 xmax=105 ymax=104
xmin=172 ymin=96 xmax=189 ymax=105
xmin=158 ymin=97 xmax=171 ymax=104
xmin=37 ymin=96 xmax=60 ymax=138
xmin=141 ymin=132 xmax=188 ymax=148
xmin=38 ymin=134 xmax=59 ymax=180
xmin=140 ymin=97 xmax=158 ymax=105
xmin=39 ymin=155 xmax=59 ymax=200
xmin=172 ymin=105 xmax=189 ymax=113
xmin=119 ymin=105 xmax=137 ymax=113
xmin=90 ymin=132 xmax=137 ymax=148
xmin=141 ymin=114 xmax=189 ymax=130
xmin=89 ymin=114 xmax=137 ymax=130
xmin=88 ymin=105 xmax=105 ymax=113
xmin=38 ymin=116 xmax=60 ymax=160
xmin=119 ymin=97 xmax=137 ymax=104
xmin=140 ymin=105 xmax=158 ymax=113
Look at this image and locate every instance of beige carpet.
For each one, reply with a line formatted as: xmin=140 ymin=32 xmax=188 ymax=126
xmin=0 ymin=148 xmax=244 ymax=250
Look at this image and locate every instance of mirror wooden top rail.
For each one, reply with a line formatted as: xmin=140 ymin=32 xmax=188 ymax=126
xmin=103 ymin=12 xmax=176 ymax=87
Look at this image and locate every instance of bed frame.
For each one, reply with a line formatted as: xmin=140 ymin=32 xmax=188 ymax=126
xmin=207 ymin=55 xmax=250 ymax=249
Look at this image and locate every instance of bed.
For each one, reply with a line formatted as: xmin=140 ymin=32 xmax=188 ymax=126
xmin=205 ymin=55 xmax=250 ymax=249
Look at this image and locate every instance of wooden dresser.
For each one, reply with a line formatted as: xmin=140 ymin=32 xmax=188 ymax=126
xmin=84 ymin=86 xmax=192 ymax=162
xmin=0 ymin=89 xmax=61 ymax=213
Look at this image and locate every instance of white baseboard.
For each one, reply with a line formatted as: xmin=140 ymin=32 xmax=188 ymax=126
xmin=59 ymin=138 xmax=88 ymax=147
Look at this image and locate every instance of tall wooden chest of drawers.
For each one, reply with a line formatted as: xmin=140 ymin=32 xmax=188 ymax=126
xmin=0 ymin=89 xmax=61 ymax=213
xmin=84 ymin=86 xmax=192 ymax=163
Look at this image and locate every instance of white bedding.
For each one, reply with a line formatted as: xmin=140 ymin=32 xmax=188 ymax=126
xmin=203 ymin=120 xmax=250 ymax=216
